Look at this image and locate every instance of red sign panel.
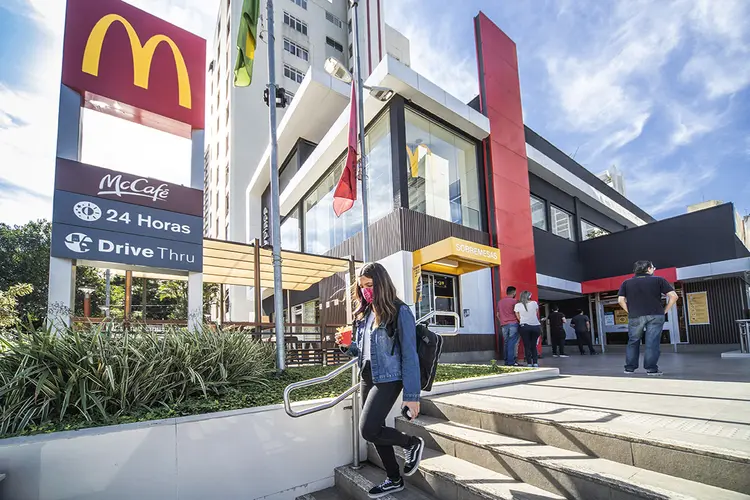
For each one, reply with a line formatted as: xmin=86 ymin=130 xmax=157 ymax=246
xmin=62 ymin=0 xmax=206 ymax=132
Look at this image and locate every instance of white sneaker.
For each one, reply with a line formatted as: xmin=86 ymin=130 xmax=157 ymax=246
xmin=552 ymin=354 xmax=559 ymax=358
xmin=532 ymin=363 xmax=539 ymax=368
xmin=559 ymin=355 xmax=569 ymax=358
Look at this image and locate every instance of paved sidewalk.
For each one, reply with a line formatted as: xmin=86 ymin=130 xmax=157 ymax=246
xmin=536 ymin=349 xmax=750 ymax=382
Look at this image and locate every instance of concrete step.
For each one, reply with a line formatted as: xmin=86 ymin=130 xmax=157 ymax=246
xmin=367 ymin=443 xmax=565 ymax=500
xmin=334 ymin=463 xmax=437 ymax=500
xmin=297 ymin=486 xmax=352 ymax=500
xmin=398 ymin=415 xmax=750 ymax=500
xmin=421 ymin=390 xmax=750 ymax=493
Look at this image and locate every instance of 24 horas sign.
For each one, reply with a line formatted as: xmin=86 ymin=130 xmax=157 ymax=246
xmin=61 ymin=0 xmax=205 ymax=135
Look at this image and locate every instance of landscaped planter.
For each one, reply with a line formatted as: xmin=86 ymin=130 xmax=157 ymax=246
xmin=0 ymin=367 xmax=559 ymax=500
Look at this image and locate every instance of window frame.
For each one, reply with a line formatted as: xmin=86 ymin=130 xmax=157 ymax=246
xmin=326 ymin=11 xmax=343 ymax=28
xmin=283 ymin=11 xmax=308 ymax=35
xmin=283 ymin=37 xmax=310 ymax=61
xmin=581 ymin=219 xmax=609 ymax=241
xmin=325 ymin=36 xmax=344 ymax=53
xmin=550 ymin=204 xmax=575 ymax=241
xmin=283 ymin=63 xmax=305 ymax=83
xmin=530 ymin=195 xmax=547 ymax=231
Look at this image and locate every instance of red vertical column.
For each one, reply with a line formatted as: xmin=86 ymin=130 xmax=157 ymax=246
xmin=475 ymin=13 xmax=538 ymax=303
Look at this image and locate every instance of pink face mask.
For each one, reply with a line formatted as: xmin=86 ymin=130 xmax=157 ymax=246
xmin=361 ymin=287 xmax=374 ymax=304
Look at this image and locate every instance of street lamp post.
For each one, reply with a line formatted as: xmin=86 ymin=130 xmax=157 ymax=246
xmin=351 ymin=0 xmax=369 ymax=262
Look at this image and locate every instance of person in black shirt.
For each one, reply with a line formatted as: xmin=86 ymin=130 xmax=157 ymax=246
xmin=547 ymin=306 xmax=568 ymax=357
xmin=570 ymin=310 xmax=596 ymax=355
xmin=618 ymin=260 xmax=678 ymax=376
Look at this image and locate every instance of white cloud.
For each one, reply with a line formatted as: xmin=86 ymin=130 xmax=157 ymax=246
xmin=628 ymin=164 xmax=717 ymax=214
xmin=668 ymin=103 xmax=724 ymax=149
xmin=385 ymin=0 xmax=477 ymax=103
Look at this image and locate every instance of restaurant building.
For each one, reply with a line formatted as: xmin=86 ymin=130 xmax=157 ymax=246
xmin=245 ymin=12 xmax=750 ymax=361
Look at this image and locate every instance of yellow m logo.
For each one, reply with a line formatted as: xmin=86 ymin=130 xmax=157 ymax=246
xmin=82 ymin=14 xmax=192 ymax=109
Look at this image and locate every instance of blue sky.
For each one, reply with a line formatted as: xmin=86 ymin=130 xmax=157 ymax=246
xmin=0 ymin=0 xmax=748 ymax=226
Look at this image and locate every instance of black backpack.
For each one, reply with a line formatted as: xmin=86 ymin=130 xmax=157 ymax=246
xmin=389 ymin=306 xmax=444 ymax=392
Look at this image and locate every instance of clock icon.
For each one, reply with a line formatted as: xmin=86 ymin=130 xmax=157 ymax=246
xmin=73 ymin=201 xmax=102 ymax=222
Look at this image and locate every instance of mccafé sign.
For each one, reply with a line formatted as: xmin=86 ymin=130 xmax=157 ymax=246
xmin=61 ymin=0 xmax=205 ymax=131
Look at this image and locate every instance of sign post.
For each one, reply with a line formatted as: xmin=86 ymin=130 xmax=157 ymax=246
xmin=49 ymin=0 xmax=206 ymax=329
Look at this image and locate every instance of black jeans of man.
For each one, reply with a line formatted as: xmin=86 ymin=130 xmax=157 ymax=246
xmin=360 ymin=362 xmax=416 ymax=480
xmin=519 ymin=324 xmax=541 ymax=365
xmin=551 ymin=328 xmax=566 ymax=356
xmin=576 ymin=330 xmax=596 ymax=354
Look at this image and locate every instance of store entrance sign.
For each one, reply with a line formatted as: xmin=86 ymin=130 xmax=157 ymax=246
xmin=687 ymin=291 xmax=710 ymax=325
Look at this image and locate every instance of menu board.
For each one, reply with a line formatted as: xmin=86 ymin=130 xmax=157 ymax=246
xmin=614 ymin=309 xmax=629 ymax=325
xmin=687 ymin=291 xmax=710 ymax=325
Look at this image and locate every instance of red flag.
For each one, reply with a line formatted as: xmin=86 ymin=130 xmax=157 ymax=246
xmin=333 ymin=83 xmax=358 ymax=217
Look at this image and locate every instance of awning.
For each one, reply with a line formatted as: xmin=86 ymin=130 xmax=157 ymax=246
xmin=115 ymin=239 xmax=355 ymax=292
xmin=413 ymin=237 xmax=500 ymax=275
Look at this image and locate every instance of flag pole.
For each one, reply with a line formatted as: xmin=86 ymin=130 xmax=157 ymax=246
xmin=265 ymin=0 xmax=286 ymax=372
xmin=351 ymin=0 xmax=370 ymax=263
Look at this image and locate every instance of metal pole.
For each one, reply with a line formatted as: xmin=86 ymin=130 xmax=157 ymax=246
xmin=104 ymin=269 xmax=111 ymax=319
xmin=347 ymin=256 xmax=361 ymax=468
xmin=351 ymin=0 xmax=370 ymax=263
xmin=266 ymin=0 xmax=286 ymax=372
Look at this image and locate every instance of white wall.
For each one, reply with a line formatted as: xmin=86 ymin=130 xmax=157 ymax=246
xmin=377 ymin=251 xmax=414 ymax=307
xmin=458 ymin=268 xmax=495 ymax=335
xmin=0 ymin=400 xmax=353 ymax=500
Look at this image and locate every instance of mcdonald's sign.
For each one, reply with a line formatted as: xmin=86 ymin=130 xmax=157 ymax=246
xmin=62 ymin=0 xmax=205 ymax=134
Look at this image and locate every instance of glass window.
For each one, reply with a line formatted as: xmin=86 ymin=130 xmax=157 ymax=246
xmin=530 ymin=196 xmax=546 ymax=230
xmin=290 ymin=0 xmax=307 ymax=9
xmin=326 ymin=11 xmax=343 ymax=28
xmin=283 ymin=12 xmax=308 ymax=35
xmin=281 ymin=214 xmax=301 ymax=251
xmin=405 ymin=109 xmax=481 ymax=230
xmin=415 ymin=273 xmax=458 ymax=328
xmin=326 ymin=37 xmax=344 ymax=52
xmin=304 ymin=115 xmax=392 ymax=254
xmin=581 ymin=219 xmax=609 ymax=240
xmin=284 ymin=64 xmax=305 ymax=83
xmin=284 ymin=38 xmax=309 ymax=61
xmin=551 ymin=205 xmax=574 ymax=240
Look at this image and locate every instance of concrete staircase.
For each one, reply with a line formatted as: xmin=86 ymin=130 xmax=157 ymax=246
xmin=300 ymin=385 xmax=750 ymax=500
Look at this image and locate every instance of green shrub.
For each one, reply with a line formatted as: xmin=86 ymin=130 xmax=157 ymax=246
xmin=0 ymin=325 xmax=275 ymax=435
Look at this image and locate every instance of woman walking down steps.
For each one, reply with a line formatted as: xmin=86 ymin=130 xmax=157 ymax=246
xmin=336 ymin=262 xmax=425 ymax=498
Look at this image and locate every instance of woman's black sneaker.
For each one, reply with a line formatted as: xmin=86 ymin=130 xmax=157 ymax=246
xmin=403 ymin=436 xmax=425 ymax=476
xmin=368 ymin=477 xmax=404 ymax=498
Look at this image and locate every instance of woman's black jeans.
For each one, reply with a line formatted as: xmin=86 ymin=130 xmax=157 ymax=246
xmin=360 ymin=362 xmax=414 ymax=480
xmin=519 ymin=324 xmax=541 ymax=365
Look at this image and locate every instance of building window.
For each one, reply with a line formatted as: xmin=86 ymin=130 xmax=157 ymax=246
xmin=326 ymin=11 xmax=343 ymax=28
xmin=416 ymin=273 xmax=459 ymax=328
xmin=304 ymin=115 xmax=392 ymax=254
xmin=225 ymin=193 xmax=230 ymax=216
xmin=283 ymin=38 xmax=309 ymax=61
xmin=281 ymin=214 xmax=301 ymax=251
xmin=405 ymin=109 xmax=481 ymax=230
xmin=225 ymin=164 xmax=230 ymax=186
xmin=348 ymin=19 xmax=352 ymax=33
xmin=581 ymin=219 xmax=609 ymax=240
xmin=283 ymin=11 xmax=308 ymax=35
xmin=285 ymin=90 xmax=295 ymax=103
xmin=289 ymin=0 xmax=307 ymax=9
xmin=530 ymin=196 xmax=546 ymax=230
xmin=348 ymin=44 xmax=353 ymax=59
xmin=225 ymin=135 xmax=229 ymax=156
xmin=551 ymin=205 xmax=574 ymax=241
xmin=284 ymin=64 xmax=305 ymax=83
xmin=326 ymin=37 xmax=344 ymax=53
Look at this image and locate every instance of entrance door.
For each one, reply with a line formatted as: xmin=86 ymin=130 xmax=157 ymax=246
xmin=416 ymin=272 xmax=458 ymax=328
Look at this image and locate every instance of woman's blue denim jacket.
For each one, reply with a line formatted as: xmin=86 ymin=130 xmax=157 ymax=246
xmin=346 ymin=304 xmax=421 ymax=402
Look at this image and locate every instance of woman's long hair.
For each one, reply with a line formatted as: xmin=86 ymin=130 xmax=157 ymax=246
xmin=353 ymin=262 xmax=400 ymax=327
xmin=519 ymin=290 xmax=532 ymax=311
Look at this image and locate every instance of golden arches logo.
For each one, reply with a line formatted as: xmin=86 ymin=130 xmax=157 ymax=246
xmin=82 ymin=14 xmax=192 ymax=109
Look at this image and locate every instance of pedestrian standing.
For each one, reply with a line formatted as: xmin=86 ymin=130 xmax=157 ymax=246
xmin=497 ymin=286 xmax=520 ymax=366
xmin=548 ymin=305 xmax=568 ymax=357
xmin=514 ymin=291 xmax=542 ymax=367
xmin=618 ymin=260 xmax=678 ymax=376
xmin=570 ymin=309 xmax=597 ymax=355
xmin=335 ymin=262 xmax=424 ymax=497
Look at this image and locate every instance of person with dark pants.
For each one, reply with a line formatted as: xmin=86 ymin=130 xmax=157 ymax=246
xmin=571 ymin=310 xmax=596 ymax=355
xmin=618 ymin=260 xmax=678 ymax=376
xmin=548 ymin=305 xmax=568 ymax=357
xmin=497 ymin=286 xmax=520 ymax=366
xmin=514 ymin=291 xmax=542 ymax=367
xmin=336 ymin=262 xmax=424 ymax=498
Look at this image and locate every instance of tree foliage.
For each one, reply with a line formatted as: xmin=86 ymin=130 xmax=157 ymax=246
xmin=0 ymin=284 xmax=34 ymax=328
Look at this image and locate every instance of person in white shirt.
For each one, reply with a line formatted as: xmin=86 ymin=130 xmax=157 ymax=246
xmin=514 ymin=291 xmax=541 ymax=367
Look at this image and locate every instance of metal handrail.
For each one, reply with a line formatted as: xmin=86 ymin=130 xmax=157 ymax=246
xmin=417 ymin=311 xmax=461 ymax=335
xmin=283 ymin=358 xmax=358 ymax=418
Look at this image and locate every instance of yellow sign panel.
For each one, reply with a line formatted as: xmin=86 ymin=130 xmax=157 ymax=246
xmin=687 ymin=291 xmax=710 ymax=325
xmin=82 ymin=14 xmax=193 ymax=109
xmin=614 ymin=309 xmax=629 ymax=325
xmin=412 ymin=265 xmax=422 ymax=303
xmin=413 ymin=237 xmax=500 ymax=276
